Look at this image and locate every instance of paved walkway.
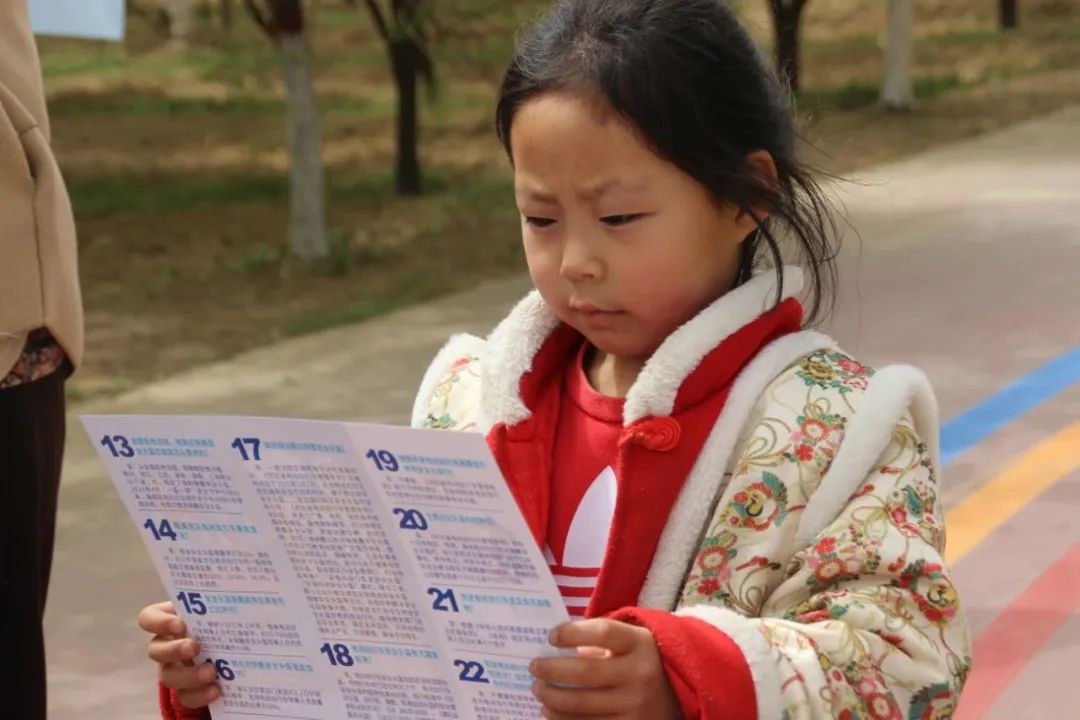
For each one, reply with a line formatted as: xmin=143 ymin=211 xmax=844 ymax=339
xmin=45 ymin=107 xmax=1080 ymax=718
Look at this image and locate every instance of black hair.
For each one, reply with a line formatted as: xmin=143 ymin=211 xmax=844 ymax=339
xmin=495 ymin=0 xmax=839 ymax=325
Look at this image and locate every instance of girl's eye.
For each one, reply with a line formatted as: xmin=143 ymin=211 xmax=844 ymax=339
xmin=525 ymin=216 xmax=556 ymax=228
xmin=601 ymin=213 xmax=645 ymax=227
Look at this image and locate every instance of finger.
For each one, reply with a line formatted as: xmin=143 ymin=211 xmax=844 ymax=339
xmin=550 ymin=619 xmax=646 ymax=655
xmin=533 ymin=681 xmax=629 ymax=716
xmin=138 ymin=601 xmax=185 ymax=636
xmin=177 ymin=683 xmax=222 ymax=710
xmin=530 ymin=655 xmax=622 ymax=689
xmin=575 ymin=646 xmax=611 ymax=659
xmin=149 ymin=636 xmax=200 ymax=665
xmin=161 ymin=661 xmax=218 ymax=691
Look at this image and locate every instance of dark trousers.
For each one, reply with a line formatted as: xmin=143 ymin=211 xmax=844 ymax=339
xmin=0 ymin=369 xmax=66 ymax=720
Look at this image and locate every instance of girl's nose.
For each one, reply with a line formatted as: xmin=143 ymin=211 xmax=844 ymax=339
xmin=559 ymin=235 xmax=603 ymax=282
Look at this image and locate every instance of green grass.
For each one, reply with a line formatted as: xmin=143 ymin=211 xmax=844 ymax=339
xmin=924 ymin=20 xmax=1080 ymax=47
xmin=194 ymin=45 xmax=284 ymax=87
xmin=48 ymin=88 xmax=383 ymax=118
xmin=47 ymin=91 xmax=283 ymax=117
xmin=802 ymin=34 xmax=880 ymax=56
xmin=801 ymin=73 xmax=966 ymax=111
xmin=68 ymin=174 xmax=290 ymax=217
xmin=224 ymin=244 xmax=283 ymax=275
xmin=40 ymin=44 xmax=226 ymax=80
xmin=39 ymin=46 xmax=132 ymax=78
xmin=317 ymin=46 xmax=389 ymax=71
xmin=67 ymin=163 xmax=508 ymax=221
xmin=317 ymin=9 xmax=366 ymax=30
xmin=56 ymin=0 xmax=1080 ymax=404
xmin=282 ymin=274 xmax=444 ymax=336
xmin=801 ymin=80 xmax=879 ymax=111
xmin=916 ymin=74 xmax=965 ymax=100
xmin=924 ymin=28 xmax=1004 ymax=47
xmin=36 ymin=0 xmax=532 ymax=85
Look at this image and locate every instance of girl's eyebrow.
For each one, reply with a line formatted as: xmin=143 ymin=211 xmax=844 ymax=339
xmin=516 ymin=178 xmax=651 ymax=203
xmin=515 ymin=184 xmax=560 ymax=203
xmin=579 ymin=178 xmax=650 ymax=200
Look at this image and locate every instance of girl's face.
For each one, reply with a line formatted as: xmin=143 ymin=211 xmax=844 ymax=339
xmin=511 ymin=90 xmax=759 ymax=363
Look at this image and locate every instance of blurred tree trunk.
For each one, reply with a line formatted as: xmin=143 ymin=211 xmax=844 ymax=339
xmin=767 ymin=0 xmax=810 ymax=94
xmin=221 ymin=0 xmax=234 ymax=31
xmin=1000 ymin=0 xmax=1019 ymax=29
xmin=160 ymin=0 xmax=193 ymax=47
xmin=881 ymin=0 xmax=915 ymax=109
xmin=361 ymin=1 xmax=434 ymax=196
xmin=390 ymin=37 xmax=421 ymax=194
xmin=245 ymin=0 xmax=328 ymax=260
xmin=281 ymin=35 xmax=327 ymax=261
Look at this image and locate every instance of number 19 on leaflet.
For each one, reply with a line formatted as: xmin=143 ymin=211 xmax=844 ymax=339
xmin=366 ymin=449 xmax=398 ymax=472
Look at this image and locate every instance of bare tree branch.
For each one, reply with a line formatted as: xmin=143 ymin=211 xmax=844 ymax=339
xmin=393 ymin=0 xmax=432 ymax=76
xmin=363 ymin=0 xmax=391 ymax=42
xmin=243 ymin=0 xmax=272 ymax=34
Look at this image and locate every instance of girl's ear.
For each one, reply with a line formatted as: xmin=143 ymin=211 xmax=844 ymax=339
xmin=735 ymin=150 xmax=779 ymax=236
xmin=746 ymin=149 xmax=779 ymax=192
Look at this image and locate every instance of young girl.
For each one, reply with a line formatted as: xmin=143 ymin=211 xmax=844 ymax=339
xmin=139 ymin=1 xmax=971 ymax=717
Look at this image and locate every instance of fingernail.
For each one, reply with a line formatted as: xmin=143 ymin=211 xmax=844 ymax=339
xmin=184 ymin=640 xmax=198 ymax=658
xmin=548 ymin=627 xmax=560 ymax=645
xmin=171 ymin=621 xmax=186 ymax=635
xmin=200 ymin=664 xmax=216 ymax=681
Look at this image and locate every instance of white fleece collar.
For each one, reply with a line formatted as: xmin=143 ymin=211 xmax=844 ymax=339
xmin=480 ymin=266 xmax=805 ymax=429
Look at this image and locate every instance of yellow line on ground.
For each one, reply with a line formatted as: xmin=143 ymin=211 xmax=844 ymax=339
xmin=945 ymin=421 xmax=1080 ymax=565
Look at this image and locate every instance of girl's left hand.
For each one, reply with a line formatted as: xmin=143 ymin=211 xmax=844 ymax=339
xmin=529 ymin=618 xmax=680 ymax=719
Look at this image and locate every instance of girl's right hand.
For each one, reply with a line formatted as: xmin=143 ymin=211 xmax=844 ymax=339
xmin=138 ymin=600 xmax=221 ymax=709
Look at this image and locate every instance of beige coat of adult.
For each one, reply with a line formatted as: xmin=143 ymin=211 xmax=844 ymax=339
xmin=0 ymin=0 xmax=82 ymax=376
